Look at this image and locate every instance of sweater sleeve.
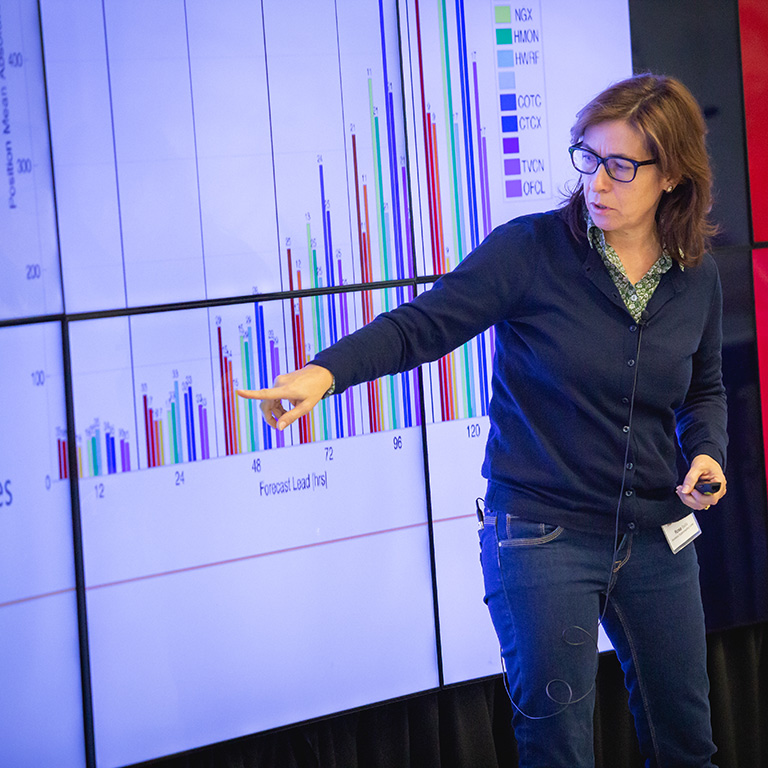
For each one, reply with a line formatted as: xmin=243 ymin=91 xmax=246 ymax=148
xmin=674 ymin=259 xmax=729 ymax=469
xmin=311 ymin=217 xmax=541 ymax=393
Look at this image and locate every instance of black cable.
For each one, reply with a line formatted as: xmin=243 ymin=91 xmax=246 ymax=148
xmin=493 ymin=311 xmax=648 ymax=720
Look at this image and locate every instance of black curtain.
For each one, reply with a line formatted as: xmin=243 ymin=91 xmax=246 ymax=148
xmin=146 ymin=621 xmax=767 ymax=768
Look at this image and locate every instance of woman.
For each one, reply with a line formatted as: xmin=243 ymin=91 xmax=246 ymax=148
xmin=239 ymin=74 xmax=727 ymax=767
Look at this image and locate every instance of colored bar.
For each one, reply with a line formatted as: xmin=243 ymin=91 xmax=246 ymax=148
xmin=503 ymin=137 xmax=520 ymax=154
xmin=506 ymin=179 xmax=523 ymax=197
xmin=504 ymin=158 xmax=522 ymax=175
xmin=496 ymin=28 xmax=513 ymax=45
xmin=497 ymin=50 xmax=516 ymax=68
xmin=498 ymin=71 xmax=516 ymax=90
xmin=495 ymin=5 xmax=511 ymax=23
xmin=500 ymin=93 xmax=517 ymax=111
xmin=501 ymin=115 xmax=518 ymax=133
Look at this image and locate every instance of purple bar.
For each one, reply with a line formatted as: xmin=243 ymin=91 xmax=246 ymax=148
xmin=503 ymin=137 xmax=520 ymax=154
xmin=270 ymin=340 xmax=285 ymax=448
xmin=121 ymin=439 xmax=130 ymax=472
xmin=338 ymin=262 xmax=350 ymax=337
xmin=504 ymin=158 xmax=522 ymax=175
xmin=481 ymin=136 xmax=492 ymax=236
xmin=345 ymin=390 xmax=356 ymax=438
xmin=473 ymin=60 xmax=491 ymax=239
xmin=412 ymin=372 xmax=421 ymax=427
xmin=198 ymin=405 xmax=209 ymax=460
xmin=506 ymin=179 xmax=523 ymax=197
xmin=401 ymin=166 xmax=414 ymax=278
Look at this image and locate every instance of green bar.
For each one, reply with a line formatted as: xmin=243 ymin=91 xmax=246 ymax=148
xmin=247 ymin=327 xmax=258 ymax=451
xmin=241 ymin=335 xmax=252 ymax=452
xmin=439 ymin=0 xmax=465 ymax=265
xmin=91 ymin=435 xmax=99 ymax=476
xmin=496 ymin=28 xmax=513 ymax=45
xmin=369 ymin=78 xmax=389 ymax=287
xmin=495 ymin=5 xmax=511 ymax=23
xmin=462 ymin=343 xmax=475 ymax=418
xmin=169 ymin=405 xmax=179 ymax=464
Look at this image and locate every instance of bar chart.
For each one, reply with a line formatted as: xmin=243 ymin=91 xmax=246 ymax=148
xmin=69 ymin=296 xmax=435 ymax=767
xmin=400 ymin=0 xmax=632 ymax=277
xmin=1 ymin=0 xmax=639 ymax=763
xmin=0 ymin=323 xmax=85 ymax=767
xmin=400 ymin=0 xmax=632 ymax=684
xmin=0 ymin=0 xmax=62 ymax=320
xmin=40 ymin=0 xmax=413 ymax=313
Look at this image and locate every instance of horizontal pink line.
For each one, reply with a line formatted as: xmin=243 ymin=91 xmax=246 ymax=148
xmin=0 ymin=585 xmax=76 ymax=610
xmin=0 ymin=513 xmax=476 ymax=609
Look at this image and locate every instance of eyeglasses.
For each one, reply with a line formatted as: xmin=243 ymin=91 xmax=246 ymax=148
xmin=569 ymin=145 xmax=657 ymax=183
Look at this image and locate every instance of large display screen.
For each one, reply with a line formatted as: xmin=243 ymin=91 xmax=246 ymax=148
xmin=69 ymin=295 xmax=438 ymax=767
xmin=3 ymin=0 xmax=633 ymax=764
xmin=0 ymin=0 xmax=62 ymax=320
xmin=0 ymin=323 xmax=85 ymax=768
xmin=407 ymin=0 xmax=630 ymax=682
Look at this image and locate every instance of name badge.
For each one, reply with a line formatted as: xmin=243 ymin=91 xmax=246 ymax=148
xmin=661 ymin=512 xmax=701 ymax=554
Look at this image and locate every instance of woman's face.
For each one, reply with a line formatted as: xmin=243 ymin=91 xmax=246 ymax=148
xmin=580 ymin=119 xmax=673 ymax=245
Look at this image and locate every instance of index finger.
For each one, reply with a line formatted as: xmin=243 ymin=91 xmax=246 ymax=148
xmin=236 ymin=387 xmax=283 ymax=401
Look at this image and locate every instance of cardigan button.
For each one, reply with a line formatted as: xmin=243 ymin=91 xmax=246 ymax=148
xmin=627 ymin=359 xmax=636 ymax=367
xmin=622 ymin=425 xmax=630 ymax=433
xmin=629 ymin=325 xmax=638 ymax=332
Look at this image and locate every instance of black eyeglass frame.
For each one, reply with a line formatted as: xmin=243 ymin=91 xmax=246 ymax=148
xmin=568 ymin=144 xmax=658 ymax=183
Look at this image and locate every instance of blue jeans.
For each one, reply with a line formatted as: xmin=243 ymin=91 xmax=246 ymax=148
xmin=479 ymin=509 xmax=717 ymax=768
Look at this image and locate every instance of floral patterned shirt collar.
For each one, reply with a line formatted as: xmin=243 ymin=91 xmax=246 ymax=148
xmin=585 ymin=212 xmax=678 ymax=322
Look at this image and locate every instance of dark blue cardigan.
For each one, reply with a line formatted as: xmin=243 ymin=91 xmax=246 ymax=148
xmin=313 ymin=209 xmax=728 ymax=533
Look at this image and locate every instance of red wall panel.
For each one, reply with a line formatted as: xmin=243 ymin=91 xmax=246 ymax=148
xmin=739 ymin=0 xmax=768 ymax=242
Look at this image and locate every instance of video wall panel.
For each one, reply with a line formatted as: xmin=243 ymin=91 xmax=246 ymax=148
xmin=68 ymin=293 xmax=437 ymax=767
xmin=2 ymin=0 xmax=637 ymax=763
xmin=0 ymin=0 xmax=62 ymax=320
xmin=0 ymin=322 xmax=85 ymax=768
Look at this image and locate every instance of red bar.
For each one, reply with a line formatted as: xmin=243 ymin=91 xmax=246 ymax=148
xmin=149 ymin=408 xmax=157 ymax=468
xmin=366 ymin=382 xmax=377 ymax=433
xmin=431 ymin=119 xmax=447 ymax=274
xmin=156 ymin=413 xmax=164 ymax=467
xmin=217 ymin=326 xmax=231 ymax=455
xmin=295 ymin=275 xmax=310 ymax=444
xmin=143 ymin=394 xmax=153 ymax=468
xmin=425 ymin=113 xmax=440 ymax=272
xmin=226 ymin=357 xmax=237 ymax=454
xmin=352 ymin=133 xmax=367 ymax=282
xmin=58 ymin=438 xmax=68 ymax=480
xmin=438 ymin=356 xmax=448 ymax=421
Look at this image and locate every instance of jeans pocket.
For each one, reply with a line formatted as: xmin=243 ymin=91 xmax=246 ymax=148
xmin=499 ymin=514 xmax=564 ymax=547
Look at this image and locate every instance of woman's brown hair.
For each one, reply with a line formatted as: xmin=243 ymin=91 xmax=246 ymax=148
xmin=561 ymin=73 xmax=717 ymax=267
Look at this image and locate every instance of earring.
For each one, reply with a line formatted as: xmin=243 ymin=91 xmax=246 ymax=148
xmin=666 ymin=185 xmax=674 ymax=193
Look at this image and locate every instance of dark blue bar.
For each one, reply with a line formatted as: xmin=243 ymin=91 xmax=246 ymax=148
xmin=500 ymin=93 xmax=517 ymax=111
xmin=254 ymin=304 xmax=273 ymax=450
xmin=401 ymin=372 xmax=412 ymax=428
xmin=502 ymin=115 xmax=519 ymax=133
xmin=186 ymin=386 xmax=197 ymax=461
xmin=478 ymin=335 xmax=489 ymax=416
xmin=107 ymin=434 xmax=116 ymax=474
